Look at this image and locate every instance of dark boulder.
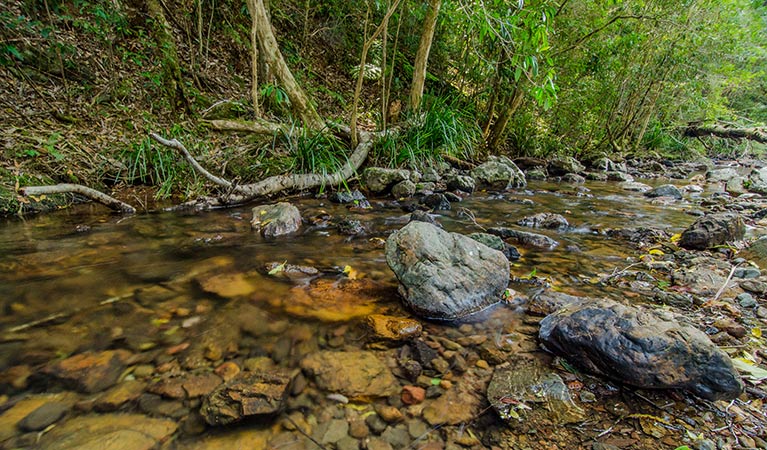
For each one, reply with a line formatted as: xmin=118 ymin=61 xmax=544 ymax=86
xmin=517 ymin=213 xmax=569 ymax=231
xmin=547 ymin=157 xmax=584 ymax=176
xmin=539 ymin=298 xmax=743 ymax=401
xmin=422 ymin=193 xmax=451 ymax=211
xmin=488 ymin=227 xmax=559 ymax=249
xmin=330 ymin=189 xmax=368 ymax=205
xmin=644 ymin=184 xmax=683 ymax=199
xmin=678 ymin=212 xmax=745 ymax=250
xmin=385 ymin=221 xmax=510 ymax=320
xmin=446 ymin=175 xmax=476 ymax=193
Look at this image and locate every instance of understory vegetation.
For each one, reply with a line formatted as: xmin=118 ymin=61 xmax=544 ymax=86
xmin=0 ymin=0 xmax=765 ymax=214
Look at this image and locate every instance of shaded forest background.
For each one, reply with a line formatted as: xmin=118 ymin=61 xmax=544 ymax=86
xmin=0 ymin=0 xmax=765 ymax=214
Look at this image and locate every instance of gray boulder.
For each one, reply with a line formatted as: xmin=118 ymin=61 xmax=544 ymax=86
xmin=606 ymin=171 xmax=634 ymax=182
xmin=385 ymin=221 xmax=509 ymax=320
xmin=561 ymin=173 xmax=585 ymax=184
xmin=488 ymin=227 xmax=559 ymax=249
xmin=619 ymin=181 xmax=652 ymax=192
xmin=539 ymin=298 xmax=743 ymax=401
xmin=645 ymin=184 xmax=683 ymax=199
xmin=201 ymin=369 xmax=296 ymax=425
xmin=446 ymin=175 xmax=476 ymax=193
xmin=678 ymin=212 xmax=745 ymax=250
xmin=748 ymin=167 xmax=767 ymax=194
xmin=725 ymin=177 xmax=747 ymax=196
xmin=526 ymin=169 xmax=548 ymax=180
xmin=362 ymin=167 xmax=410 ymax=194
xmin=548 ymin=156 xmax=584 ymax=176
xmin=469 ymin=232 xmax=520 ymax=261
xmin=471 ymin=156 xmax=526 ymax=189
xmin=706 ymin=167 xmax=740 ymax=183
xmin=251 ymin=202 xmax=302 ymax=238
xmin=391 ymin=180 xmax=417 ymax=198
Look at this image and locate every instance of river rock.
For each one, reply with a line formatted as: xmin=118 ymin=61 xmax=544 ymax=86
xmin=488 ymin=227 xmax=559 ymax=249
xmin=363 ymin=167 xmax=410 ymax=194
xmin=538 ymin=298 xmax=744 ymax=401
xmin=619 ymin=181 xmax=651 ymax=192
xmin=251 ymin=202 xmax=302 ymax=238
xmin=706 ymin=167 xmax=739 ymax=183
xmin=645 ymin=184 xmax=683 ymax=199
xmin=391 ymin=179 xmax=416 ymax=198
xmin=36 ymin=413 xmax=177 ymax=450
xmin=41 ymin=350 xmax=132 ymax=393
xmin=548 ymin=156 xmax=584 ymax=176
xmin=446 ymin=175 xmax=476 ymax=193
xmin=422 ymin=368 xmax=489 ymax=426
xmin=678 ymin=212 xmax=745 ymax=250
xmin=422 ymin=193 xmax=451 ymax=211
xmin=330 ymin=189 xmax=368 ymax=205
xmin=18 ymin=402 xmax=70 ymax=431
xmin=300 ymin=350 xmax=399 ymax=399
xmin=562 ymin=173 xmax=585 ymax=184
xmin=742 ymin=236 xmax=767 ymax=268
xmin=726 ymin=177 xmax=747 ymax=196
xmin=517 ymin=213 xmax=569 ymax=230
xmin=364 ymin=314 xmax=422 ymax=343
xmin=526 ymin=169 xmax=547 ymax=180
xmin=607 ymin=171 xmax=634 ymax=182
xmin=385 ymin=221 xmax=510 ymax=320
xmin=748 ymin=167 xmax=767 ymax=194
xmin=471 ymin=156 xmax=526 ymax=189
xmin=200 ymin=368 xmax=296 ymax=425
xmin=468 ymin=232 xmax=520 ymax=261
xmin=487 ymin=359 xmax=584 ymax=427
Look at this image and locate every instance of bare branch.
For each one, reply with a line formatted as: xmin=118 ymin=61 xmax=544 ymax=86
xmin=20 ymin=184 xmax=136 ymax=213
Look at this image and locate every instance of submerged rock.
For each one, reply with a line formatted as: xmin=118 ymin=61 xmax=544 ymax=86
xmin=471 ymin=156 xmax=526 ymax=189
xmin=251 ymin=202 xmax=302 ymax=238
xmin=706 ymin=167 xmax=739 ymax=183
xmin=364 ymin=314 xmax=422 ymax=343
xmin=422 ymin=193 xmax=451 ymax=211
xmin=678 ymin=212 xmax=745 ymax=250
xmin=40 ymin=350 xmax=132 ymax=393
xmin=300 ymin=350 xmax=399 ymax=399
xmin=538 ymin=298 xmax=743 ymax=401
xmin=37 ymin=413 xmax=177 ymax=450
xmin=201 ymin=369 xmax=296 ymax=425
xmin=488 ymin=227 xmax=559 ymax=249
xmin=385 ymin=221 xmax=510 ymax=320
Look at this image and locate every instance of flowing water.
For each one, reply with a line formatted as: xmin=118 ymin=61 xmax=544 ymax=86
xmin=0 ymin=180 xmax=712 ymax=448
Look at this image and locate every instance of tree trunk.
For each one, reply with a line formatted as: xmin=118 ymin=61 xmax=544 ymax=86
xmin=485 ymin=85 xmax=524 ymax=152
xmin=684 ymin=125 xmax=767 ymax=144
xmin=251 ymin=0 xmax=321 ymax=128
xmin=144 ymin=0 xmax=189 ymax=112
xmin=245 ymin=0 xmax=260 ymax=116
xmin=408 ymin=0 xmax=441 ymax=113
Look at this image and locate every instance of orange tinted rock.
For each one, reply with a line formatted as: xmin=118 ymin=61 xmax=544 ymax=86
xmin=269 ymin=278 xmax=392 ymax=322
xmin=365 ymin=314 xmax=422 ymax=342
xmin=214 ymin=362 xmax=241 ymax=381
xmin=42 ymin=350 xmax=132 ymax=393
xmin=400 ymin=385 xmax=426 ymax=405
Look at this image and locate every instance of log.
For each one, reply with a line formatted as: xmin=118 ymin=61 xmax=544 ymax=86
xmin=20 ymin=184 xmax=136 ymax=213
xmin=684 ymin=125 xmax=767 ymax=144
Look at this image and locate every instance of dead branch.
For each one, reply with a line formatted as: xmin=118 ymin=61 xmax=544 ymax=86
xmin=20 ymin=183 xmax=136 ymax=213
xmin=685 ymin=124 xmax=767 ymax=144
xmin=203 ymin=118 xmax=286 ymax=134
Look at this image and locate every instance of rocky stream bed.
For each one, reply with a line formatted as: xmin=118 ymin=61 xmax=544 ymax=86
xmin=3 ymin=157 xmax=767 ymax=449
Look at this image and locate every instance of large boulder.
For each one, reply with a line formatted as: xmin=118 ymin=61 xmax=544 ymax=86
xmin=548 ymin=156 xmax=584 ymax=176
xmin=517 ymin=213 xmax=569 ymax=231
xmin=251 ymin=203 xmax=302 ymax=238
xmin=385 ymin=221 xmax=510 ymax=320
xmin=706 ymin=167 xmax=739 ymax=183
xmin=644 ymin=184 xmax=683 ymax=199
xmin=362 ymin=167 xmax=410 ymax=194
xmin=471 ymin=156 xmax=526 ymax=189
xmin=748 ymin=167 xmax=767 ymax=194
xmin=539 ymin=298 xmax=743 ymax=401
xmin=678 ymin=212 xmax=745 ymax=250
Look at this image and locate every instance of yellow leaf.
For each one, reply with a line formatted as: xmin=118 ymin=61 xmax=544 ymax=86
xmin=343 ymin=265 xmax=360 ymax=280
xmin=670 ymin=233 xmax=682 ymax=243
xmin=648 ymin=249 xmax=664 ymax=256
xmin=753 ymin=327 xmax=763 ymax=338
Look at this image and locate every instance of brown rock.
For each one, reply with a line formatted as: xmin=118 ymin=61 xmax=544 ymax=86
xmin=401 ymin=385 xmax=426 ymax=405
xmin=300 ymin=350 xmax=399 ymax=400
xmin=214 ymin=362 xmax=241 ymax=381
xmin=713 ymin=318 xmax=748 ymax=339
xmin=365 ymin=314 xmax=422 ymax=342
xmin=95 ymin=380 xmax=146 ymax=411
xmin=269 ymin=278 xmax=387 ymax=322
xmin=201 ymin=368 xmax=296 ymax=425
xmin=147 ymin=378 xmax=187 ymax=399
xmin=36 ymin=413 xmax=177 ymax=450
xmin=41 ymin=350 xmax=132 ymax=393
xmin=375 ymin=404 xmax=404 ymax=423
xmin=183 ymin=373 xmax=223 ymax=398
xmin=422 ymin=369 xmax=489 ymax=426
xmin=197 ymin=272 xmax=256 ymax=298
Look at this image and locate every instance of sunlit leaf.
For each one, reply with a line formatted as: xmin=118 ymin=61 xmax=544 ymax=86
xmin=733 ymin=358 xmax=767 ymax=382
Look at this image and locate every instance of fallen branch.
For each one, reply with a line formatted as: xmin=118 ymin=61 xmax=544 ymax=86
xmin=684 ymin=124 xmax=767 ymax=144
xmin=20 ymin=183 xmax=136 ymax=214
xmin=150 ymin=128 xmax=376 ymax=204
xmin=203 ymin=118 xmax=286 ymax=134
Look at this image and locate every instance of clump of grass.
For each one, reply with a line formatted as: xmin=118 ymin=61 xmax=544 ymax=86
xmin=278 ymin=124 xmax=349 ymax=180
xmin=372 ymin=95 xmax=481 ymax=169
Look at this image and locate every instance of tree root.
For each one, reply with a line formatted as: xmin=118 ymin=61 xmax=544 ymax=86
xmin=20 ymin=184 xmax=136 ymax=214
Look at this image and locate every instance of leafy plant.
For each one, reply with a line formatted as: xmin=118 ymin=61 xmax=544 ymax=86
xmin=114 ymin=135 xmax=195 ymax=199
xmin=277 ymin=125 xmax=349 ymax=191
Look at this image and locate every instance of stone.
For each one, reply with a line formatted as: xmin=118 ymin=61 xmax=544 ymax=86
xmin=644 ymin=184 xmax=683 ymax=199
xmin=539 ymin=298 xmax=744 ymax=401
xmin=337 ymin=218 xmax=366 ymax=236
xmin=548 ymin=156 xmax=585 ymax=176
xmin=487 ymin=360 xmax=584 ymax=426
xmin=201 ymin=368 xmax=295 ymax=425
xmin=391 ymin=180 xmax=417 ymax=198
xmin=423 ymin=370 xmax=488 ymax=426
xmin=41 ymin=350 xmax=132 ymax=393
xmin=517 ymin=213 xmax=569 ymax=231
xmin=364 ymin=314 xmax=422 ymax=342
xmin=197 ymin=272 xmax=256 ymax=298
xmin=251 ymin=202 xmax=302 ymax=238
xmin=421 ymin=167 xmax=441 ymax=183
xmin=606 ymin=171 xmax=634 ymax=182
xmin=36 ymin=414 xmax=177 ymax=450
xmin=471 ymin=156 xmax=526 ymax=189
xmin=18 ymin=402 xmax=70 ymax=431
xmin=526 ymin=169 xmax=547 ymax=180
xmin=401 ymin=385 xmax=426 ymax=405
xmin=446 ymin=175 xmax=476 ymax=193
xmin=468 ymin=232 xmax=520 ymax=260
xmin=735 ymin=267 xmax=761 ymax=279
xmin=742 ymin=236 xmax=767 ymax=268
xmin=300 ymin=350 xmax=399 ymax=399
xmin=619 ymin=181 xmax=652 ymax=192
xmin=95 ymin=380 xmax=146 ymax=411
xmin=185 ymin=428 xmax=271 ymax=450
xmin=375 ymin=404 xmax=404 ymax=423
xmin=422 ymin=193 xmax=451 ymax=211
xmin=488 ymin=227 xmax=559 ymax=249
xmin=740 ymin=279 xmax=767 ymax=294
xmin=330 ymin=189 xmax=368 ymax=205
xmin=748 ymin=167 xmax=767 ymax=194
xmin=269 ymin=278 xmax=383 ymax=322
xmin=386 ymin=221 xmax=510 ymax=320
xmin=726 ymin=177 xmax=747 ymax=196
xmin=678 ymin=213 xmax=745 ymax=250
xmin=562 ymin=173 xmax=585 ymax=184
xmin=706 ymin=167 xmax=739 ymax=183
xmin=321 ymin=419 xmax=349 ymax=444
xmin=363 ymin=167 xmax=410 ymax=194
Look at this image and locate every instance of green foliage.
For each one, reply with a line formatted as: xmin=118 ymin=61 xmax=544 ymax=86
xmin=278 ymin=125 xmax=349 ymax=185
xmin=372 ymin=95 xmax=481 ymax=168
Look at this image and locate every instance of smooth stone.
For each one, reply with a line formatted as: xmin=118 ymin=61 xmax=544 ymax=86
xmin=251 ymin=202 xmax=302 ymax=238
xmin=300 ymin=350 xmax=399 ymax=399
xmin=36 ymin=414 xmax=177 ymax=450
xmin=18 ymin=402 xmax=70 ymax=432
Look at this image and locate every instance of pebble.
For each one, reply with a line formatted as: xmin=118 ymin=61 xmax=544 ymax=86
xmin=375 ymin=404 xmax=404 ymax=423
xmin=738 ymin=293 xmax=758 ymax=308
xmin=365 ymin=413 xmax=388 ymax=434
xmin=132 ymin=365 xmax=155 ymax=378
xmin=381 ymin=424 xmax=411 ymax=449
xmin=408 ymin=419 xmax=430 ymax=439
xmin=475 ymin=360 xmax=490 ymax=369
xmin=758 ymin=307 xmax=767 ymax=319
xmin=320 ymin=419 xmax=349 ymax=444
xmin=348 ymin=418 xmax=369 ymax=439
xmin=367 ymin=437 xmax=395 ymax=450
xmin=735 ymin=267 xmax=761 ymax=279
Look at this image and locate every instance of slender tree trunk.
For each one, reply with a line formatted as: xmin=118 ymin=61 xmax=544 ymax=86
xmin=145 ymin=0 xmax=189 ymax=112
xmin=486 ymin=86 xmax=524 ymax=152
xmin=408 ymin=0 xmax=441 ymax=113
xmin=251 ymin=0 xmax=321 ymax=127
xmin=380 ymin=0 xmax=390 ymax=130
xmin=245 ymin=0 xmax=260 ymax=115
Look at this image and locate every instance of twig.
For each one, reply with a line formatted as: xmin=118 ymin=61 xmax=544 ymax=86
xmin=20 ymin=184 xmax=136 ymax=214
xmin=712 ymin=264 xmax=739 ymax=303
xmin=281 ymin=412 xmax=327 ymax=449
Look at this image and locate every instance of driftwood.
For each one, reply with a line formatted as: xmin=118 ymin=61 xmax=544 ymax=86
xmin=21 ymin=183 xmax=136 ymax=213
xmin=685 ymin=124 xmax=767 ymax=144
xmin=150 ymin=126 xmax=376 ymax=204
